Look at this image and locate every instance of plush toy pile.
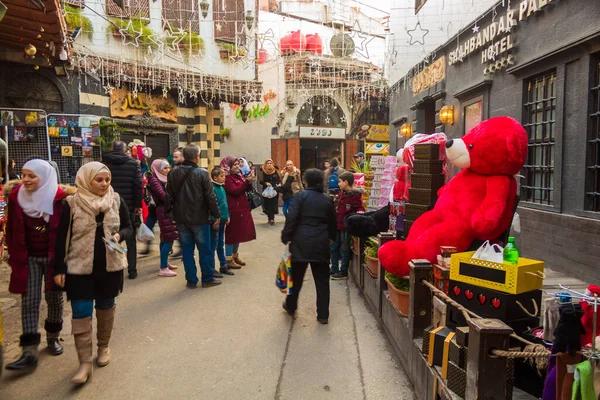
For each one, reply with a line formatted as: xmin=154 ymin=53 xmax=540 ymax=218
xmin=378 ymin=116 xmax=528 ymax=277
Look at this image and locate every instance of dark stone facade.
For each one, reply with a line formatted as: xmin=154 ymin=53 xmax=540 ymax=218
xmin=389 ymin=0 xmax=600 ymax=282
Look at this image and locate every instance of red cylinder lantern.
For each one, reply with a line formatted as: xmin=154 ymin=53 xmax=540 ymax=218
xmin=306 ymin=33 xmax=323 ymax=54
xmin=280 ymin=30 xmax=306 ymax=54
xmin=258 ymin=49 xmax=269 ymax=64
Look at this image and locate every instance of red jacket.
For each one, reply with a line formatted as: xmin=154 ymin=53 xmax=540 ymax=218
xmin=224 ymin=174 xmax=256 ymax=244
xmin=337 ymin=189 xmax=364 ymax=230
xmin=6 ymin=185 xmax=67 ymax=294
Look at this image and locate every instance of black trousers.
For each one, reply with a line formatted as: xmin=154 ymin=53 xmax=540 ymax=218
xmin=286 ymin=261 xmax=330 ymax=320
xmin=127 ymin=212 xmax=139 ymax=274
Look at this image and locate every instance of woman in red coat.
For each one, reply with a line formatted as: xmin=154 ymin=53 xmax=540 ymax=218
xmin=221 ymin=156 xmax=256 ymax=268
xmin=147 ymin=159 xmax=179 ymax=277
xmin=5 ymin=159 xmax=67 ymax=372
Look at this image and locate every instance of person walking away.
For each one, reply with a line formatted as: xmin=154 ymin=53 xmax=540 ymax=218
xmin=53 ymin=162 xmax=133 ymax=384
xmin=221 ymin=156 xmax=256 ymax=269
xmin=147 ymin=159 xmax=179 ymax=277
xmin=277 ymin=160 xmax=303 ymax=218
xmin=258 ymin=158 xmax=280 ymax=225
xmin=323 ymin=158 xmax=346 ymax=195
xmin=330 ymin=172 xmax=364 ymax=280
xmin=210 ymin=167 xmax=234 ymax=276
xmin=102 ymin=141 xmax=142 ymax=279
xmin=166 ymin=145 xmax=222 ymax=289
xmin=281 ymin=169 xmax=336 ymax=324
xmin=4 ymin=160 xmax=67 ymax=371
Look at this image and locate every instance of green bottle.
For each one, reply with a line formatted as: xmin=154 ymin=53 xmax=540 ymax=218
xmin=503 ymin=237 xmax=519 ymax=265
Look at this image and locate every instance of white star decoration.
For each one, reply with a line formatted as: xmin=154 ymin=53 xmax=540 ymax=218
xmin=472 ymin=24 xmax=480 ymax=33
xmin=215 ymin=23 xmax=222 ymax=32
xmin=298 ymin=89 xmax=310 ymax=98
xmin=407 ymin=22 xmax=429 ymax=46
xmin=349 ymin=20 xmax=374 ymax=59
xmin=340 ymin=115 xmax=347 ymax=123
xmin=307 ymin=116 xmax=314 ymax=124
xmin=162 ymin=87 xmax=169 ymax=98
xmin=103 ymin=84 xmax=114 ymax=95
xmin=119 ymin=19 xmax=143 ymax=47
xmin=324 ymin=117 xmax=331 ymax=124
xmin=132 ymin=89 xmax=138 ymax=98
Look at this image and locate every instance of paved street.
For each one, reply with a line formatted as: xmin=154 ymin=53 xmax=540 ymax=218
xmin=0 ymin=210 xmax=413 ymax=399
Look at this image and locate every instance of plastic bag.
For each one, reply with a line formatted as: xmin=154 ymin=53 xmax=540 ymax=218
xmin=262 ymin=186 xmax=278 ymax=199
xmin=275 ymin=250 xmax=293 ymax=295
xmin=472 ymin=240 xmax=504 ymax=263
xmin=136 ymin=223 xmax=155 ymax=242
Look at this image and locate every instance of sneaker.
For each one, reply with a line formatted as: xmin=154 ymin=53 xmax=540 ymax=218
xmin=220 ymin=268 xmax=235 ymax=276
xmin=317 ymin=317 xmax=329 ymax=325
xmin=168 ymin=264 xmax=178 ymax=270
xmin=213 ymin=271 xmax=224 ymax=279
xmin=201 ymin=279 xmax=222 ymax=288
xmin=331 ymin=272 xmax=348 ymax=280
xmin=186 ymin=283 xmax=198 ymax=289
xmin=158 ymin=268 xmax=177 ymax=277
xmin=329 ymin=270 xmax=338 ymax=276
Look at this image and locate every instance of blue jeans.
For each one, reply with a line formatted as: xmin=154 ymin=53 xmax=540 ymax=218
xmin=283 ymin=199 xmax=293 ymax=218
xmin=210 ymin=220 xmax=227 ymax=270
xmin=330 ymin=230 xmax=351 ymax=274
xmin=160 ymin=241 xmax=174 ymax=269
xmin=177 ymin=223 xmax=214 ymax=284
xmin=226 ymin=243 xmax=240 ymax=257
xmin=72 ymin=298 xmax=115 ymax=319
xmin=145 ymin=212 xmax=157 ymax=232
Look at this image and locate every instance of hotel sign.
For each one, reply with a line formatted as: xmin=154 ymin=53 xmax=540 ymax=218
xmin=448 ymin=0 xmax=559 ymax=67
xmin=412 ymin=56 xmax=446 ymax=95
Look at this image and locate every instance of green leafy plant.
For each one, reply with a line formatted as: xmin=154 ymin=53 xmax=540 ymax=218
xmin=351 ymin=159 xmax=371 ymax=173
xmin=64 ymin=5 xmax=93 ymax=40
xmin=385 ymin=271 xmax=410 ymax=292
xmin=219 ymin=128 xmax=230 ymax=143
xmin=109 ymin=17 xmax=157 ymax=49
xmin=218 ymin=42 xmax=247 ymax=57
xmin=168 ymin=29 xmax=204 ymax=55
xmin=94 ymin=120 xmax=122 ymax=153
xmin=364 ymin=237 xmax=379 ymax=259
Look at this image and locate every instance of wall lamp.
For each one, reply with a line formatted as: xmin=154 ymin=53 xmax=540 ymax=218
xmin=400 ymin=122 xmax=412 ymax=137
xmin=439 ymin=105 xmax=454 ymax=125
xmin=200 ymin=0 xmax=209 ymax=18
xmin=240 ymin=104 xmax=249 ymax=123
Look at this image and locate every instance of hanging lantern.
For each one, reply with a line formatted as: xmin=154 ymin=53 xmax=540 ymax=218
xmin=24 ymin=43 xmax=37 ymax=57
xmin=240 ymin=104 xmax=249 ymax=123
xmin=245 ymin=10 xmax=255 ymax=30
xmin=400 ymin=122 xmax=412 ymax=137
xmin=439 ymin=105 xmax=454 ymax=125
xmin=200 ymin=0 xmax=209 ymax=18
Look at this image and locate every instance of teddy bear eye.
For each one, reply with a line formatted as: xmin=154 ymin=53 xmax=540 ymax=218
xmin=469 ymin=144 xmax=474 ymax=149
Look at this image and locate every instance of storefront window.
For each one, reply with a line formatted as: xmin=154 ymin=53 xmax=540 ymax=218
xmin=586 ymin=57 xmax=600 ymax=211
xmin=522 ymin=71 xmax=557 ymax=205
xmin=464 ymin=100 xmax=482 ymax=134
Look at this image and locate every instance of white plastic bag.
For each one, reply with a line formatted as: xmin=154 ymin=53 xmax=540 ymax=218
xmin=136 ymin=223 xmax=155 ymax=242
xmin=472 ymin=240 xmax=504 ymax=263
xmin=262 ymin=186 xmax=278 ymax=199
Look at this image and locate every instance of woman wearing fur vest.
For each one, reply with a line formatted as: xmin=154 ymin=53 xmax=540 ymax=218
xmin=4 ymin=160 xmax=69 ymax=372
xmin=53 ymin=162 xmax=133 ymax=385
xmin=277 ymin=160 xmax=303 ymax=218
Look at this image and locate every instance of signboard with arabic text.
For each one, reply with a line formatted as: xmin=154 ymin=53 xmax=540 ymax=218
xmin=110 ymin=87 xmax=177 ymax=122
xmin=299 ymin=126 xmax=346 ymax=139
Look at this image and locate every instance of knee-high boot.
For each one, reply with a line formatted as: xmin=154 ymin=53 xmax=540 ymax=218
xmin=96 ymin=306 xmax=115 ymax=367
xmin=71 ymin=317 xmax=93 ymax=384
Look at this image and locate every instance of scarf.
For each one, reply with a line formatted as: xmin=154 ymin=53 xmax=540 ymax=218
xmin=285 ymin=160 xmax=296 ymax=174
xmin=151 ymin=159 xmax=169 ymax=184
xmin=66 ymin=161 xmax=125 ymax=275
xmin=17 ymin=159 xmax=58 ymax=222
xmin=220 ymin=156 xmax=239 ymax=175
xmin=240 ymin=157 xmax=251 ymax=176
xmin=262 ymin=158 xmax=276 ymax=175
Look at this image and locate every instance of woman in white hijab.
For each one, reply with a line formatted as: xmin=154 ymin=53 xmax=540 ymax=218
xmin=53 ymin=161 xmax=133 ymax=385
xmin=5 ymin=159 xmax=67 ymax=372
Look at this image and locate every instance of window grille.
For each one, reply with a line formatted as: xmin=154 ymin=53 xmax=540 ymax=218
xmin=586 ymin=58 xmax=600 ymax=211
xmin=521 ymin=71 xmax=557 ymax=205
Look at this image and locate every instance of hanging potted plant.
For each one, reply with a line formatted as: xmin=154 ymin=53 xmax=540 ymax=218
xmin=385 ymin=271 xmax=410 ymax=316
xmin=64 ymin=5 xmax=94 ymax=40
xmin=218 ymin=42 xmax=247 ymax=60
xmin=364 ymin=237 xmax=379 ymax=278
xmin=219 ymin=127 xmax=230 ymax=142
xmin=169 ymin=29 xmax=205 ymax=56
xmin=109 ymin=17 xmax=158 ymax=50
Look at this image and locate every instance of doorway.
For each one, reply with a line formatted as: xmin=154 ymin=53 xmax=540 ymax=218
xmin=120 ymin=132 xmax=170 ymax=164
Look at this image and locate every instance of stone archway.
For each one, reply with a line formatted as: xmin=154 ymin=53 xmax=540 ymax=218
xmin=4 ymin=73 xmax=63 ymax=112
xmin=296 ymin=96 xmax=347 ymax=128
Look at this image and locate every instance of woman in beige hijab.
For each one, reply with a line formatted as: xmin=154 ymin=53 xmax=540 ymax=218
xmin=53 ymin=162 xmax=133 ymax=385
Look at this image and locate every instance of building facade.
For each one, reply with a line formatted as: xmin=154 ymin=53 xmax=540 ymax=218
xmin=389 ymin=0 xmax=600 ymax=282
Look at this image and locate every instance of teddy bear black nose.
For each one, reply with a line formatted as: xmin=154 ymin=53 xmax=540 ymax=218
xmin=446 ymin=139 xmax=454 ymax=149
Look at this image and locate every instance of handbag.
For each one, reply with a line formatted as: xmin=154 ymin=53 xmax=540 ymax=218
xmin=247 ymin=188 xmax=264 ymax=210
xmin=275 ymin=249 xmax=293 ymax=295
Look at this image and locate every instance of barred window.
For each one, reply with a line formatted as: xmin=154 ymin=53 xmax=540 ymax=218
xmin=522 ymin=71 xmax=557 ymax=205
xmin=586 ymin=58 xmax=600 ymax=211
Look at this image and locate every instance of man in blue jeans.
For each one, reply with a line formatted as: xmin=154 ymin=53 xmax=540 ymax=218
xmin=166 ymin=144 xmax=222 ymax=288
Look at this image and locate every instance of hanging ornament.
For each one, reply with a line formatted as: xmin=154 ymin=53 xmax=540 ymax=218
xmin=24 ymin=43 xmax=37 ymax=56
xmin=407 ymin=22 xmax=429 ymax=46
xmin=33 ymin=65 xmax=39 ymax=70
xmin=349 ymin=20 xmax=374 ymax=59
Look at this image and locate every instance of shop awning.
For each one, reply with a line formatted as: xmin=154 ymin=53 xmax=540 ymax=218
xmin=0 ymin=0 xmax=70 ymax=61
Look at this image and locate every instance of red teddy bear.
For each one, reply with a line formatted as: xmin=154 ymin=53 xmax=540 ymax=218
xmin=378 ymin=116 xmax=528 ymax=277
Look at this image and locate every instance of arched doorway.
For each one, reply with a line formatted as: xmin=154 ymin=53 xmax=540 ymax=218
xmin=296 ymin=96 xmax=347 ymax=128
xmin=4 ymin=73 xmax=64 ymax=112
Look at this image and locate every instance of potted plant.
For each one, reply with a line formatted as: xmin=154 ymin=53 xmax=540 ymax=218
xmin=364 ymin=237 xmax=379 ymax=278
xmin=64 ymin=5 xmax=93 ymax=40
xmin=94 ymin=119 xmax=122 ymax=153
xmin=384 ymin=271 xmax=410 ymax=316
xmin=219 ymin=127 xmax=230 ymax=142
xmin=110 ymin=17 xmax=157 ymax=50
xmin=168 ymin=29 xmax=204 ymax=56
xmin=218 ymin=42 xmax=247 ymax=60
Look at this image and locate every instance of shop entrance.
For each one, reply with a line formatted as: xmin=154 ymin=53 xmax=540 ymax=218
xmin=299 ymin=138 xmax=343 ymax=171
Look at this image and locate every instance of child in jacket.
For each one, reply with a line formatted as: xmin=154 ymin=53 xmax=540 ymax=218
xmin=211 ymin=167 xmax=234 ymax=276
xmin=331 ymin=171 xmax=364 ymax=279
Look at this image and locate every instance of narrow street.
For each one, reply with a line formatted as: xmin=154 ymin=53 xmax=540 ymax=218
xmin=0 ymin=210 xmax=413 ymax=399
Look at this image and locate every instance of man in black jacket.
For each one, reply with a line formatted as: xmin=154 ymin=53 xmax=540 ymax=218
xmin=103 ymin=141 xmax=143 ymax=279
xmin=166 ymin=144 xmax=222 ymax=289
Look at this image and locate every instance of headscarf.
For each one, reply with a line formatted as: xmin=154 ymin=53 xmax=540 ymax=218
xmin=285 ymin=160 xmax=296 ymax=174
xmin=220 ymin=156 xmax=239 ymax=175
xmin=72 ymin=161 xmax=115 ymax=216
xmin=151 ymin=159 xmax=169 ymax=184
xmin=239 ymin=157 xmax=251 ymax=176
xmin=262 ymin=158 xmax=276 ymax=175
xmin=17 ymin=159 xmax=58 ymax=222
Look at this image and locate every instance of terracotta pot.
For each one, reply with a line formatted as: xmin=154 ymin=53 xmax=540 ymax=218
xmin=219 ymin=50 xmax=230 ymax=59
xmin=385 ymin=276 xmax=409 ymax=316
xmin=352 ymin=237 xmax=359 ymax=255
xmin=365 ymin=256 xmax=379 ymax=278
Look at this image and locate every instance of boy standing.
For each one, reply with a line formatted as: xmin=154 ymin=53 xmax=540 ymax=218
xmin=211 ymin=167 xmax=234 ymax=276
xmin=331 ymin=172 xmax=364 ymax=280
